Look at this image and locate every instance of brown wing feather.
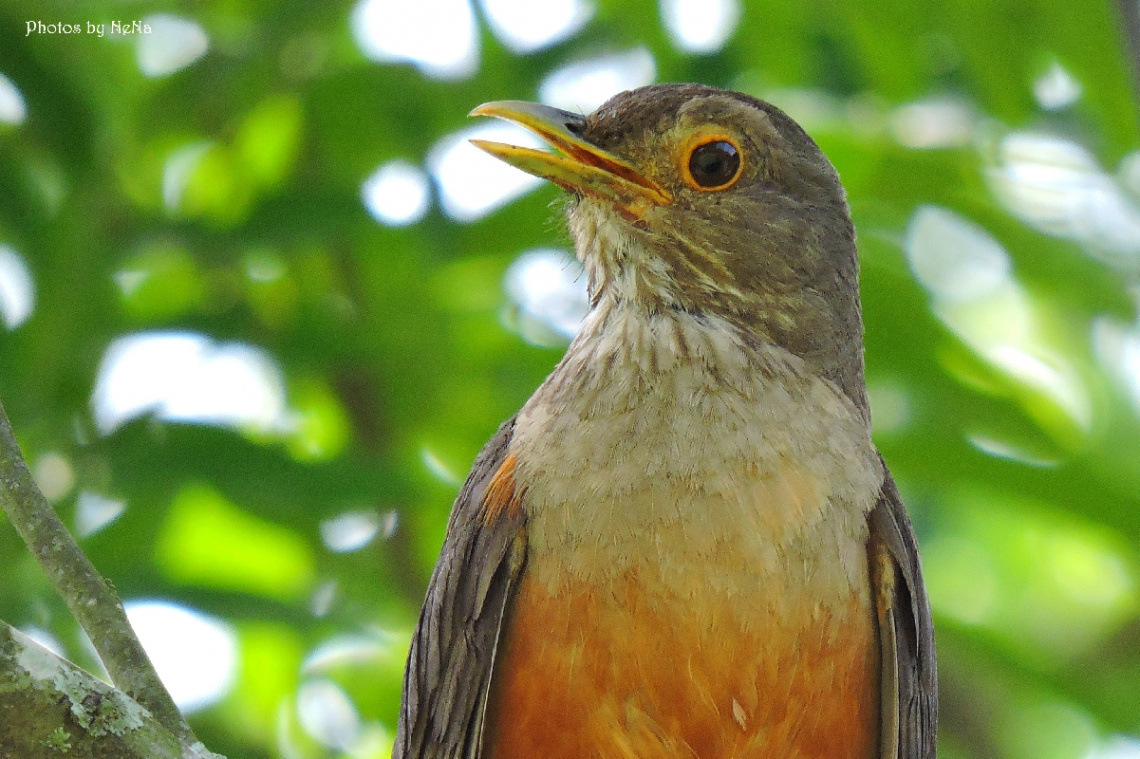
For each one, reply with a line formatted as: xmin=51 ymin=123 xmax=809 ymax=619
xmin=869 ymin=459 xmax=939 ymax=759
xmin=394 ymin=417 xmax=528 ymax=759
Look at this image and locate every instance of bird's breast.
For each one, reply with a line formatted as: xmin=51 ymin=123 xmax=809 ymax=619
xmin=487 ymin=308 xmax=884 ymax=758
xmin=510 ymin=306 xmax=882 ymax=601
xmin=485 ymin=563 xmax=880 ymax=759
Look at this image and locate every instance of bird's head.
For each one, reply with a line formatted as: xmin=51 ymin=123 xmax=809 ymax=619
xmin=472 ymin=84 xmax=866 ymax=403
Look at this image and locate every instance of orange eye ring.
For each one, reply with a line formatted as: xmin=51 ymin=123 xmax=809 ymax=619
xmin=680 ymin=133 xmax=744 ymax=192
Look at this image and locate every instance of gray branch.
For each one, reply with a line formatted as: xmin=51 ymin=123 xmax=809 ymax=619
xmin=0 ymin=399 xmax=196 ymax=747
xmin=1116 ymin=0 xmax=1140 ymax=105
xmin=0 ymin=621 xmax=224 ymax=759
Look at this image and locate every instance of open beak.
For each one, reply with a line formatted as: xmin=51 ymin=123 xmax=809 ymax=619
xmin=469 ymin=100 xmax=672 ymax=219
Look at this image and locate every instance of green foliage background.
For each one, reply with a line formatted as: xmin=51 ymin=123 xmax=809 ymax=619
xmin=2 ymin=1 xmax=1140 ymax=757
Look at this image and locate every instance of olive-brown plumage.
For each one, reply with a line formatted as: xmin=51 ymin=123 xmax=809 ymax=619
xmin=395 ymin=84 xmax=937 ymax=759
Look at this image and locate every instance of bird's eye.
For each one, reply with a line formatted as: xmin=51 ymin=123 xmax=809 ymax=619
xmin=684 ymin=139 xmax=742 ymax=191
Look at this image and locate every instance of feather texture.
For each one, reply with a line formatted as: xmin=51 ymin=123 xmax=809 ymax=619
xmin=394 ymin=418 xmax=527 ymax=759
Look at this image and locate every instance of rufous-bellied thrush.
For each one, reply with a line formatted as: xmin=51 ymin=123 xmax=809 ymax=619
xmin=394 ymin=84 xmax=938 ymax=759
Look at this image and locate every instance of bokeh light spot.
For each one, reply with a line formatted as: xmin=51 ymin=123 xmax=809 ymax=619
xmin=907 ymin=205 xmax=1009 ymax=303
xmin=125 ymin=600 xmax=237 ymax=713
xmin=503 ymin=248 xmax=589 ymax=344
xmin=427 ymin=123 xmax=545 ymax=221
xmin=420 ymin=446 xmax=463 ymax=485
xmin=968 ymin=433 xmax=1061 ymax=468
xmin=302 ymin=632 xmax=404 ymax=673
xmin=92 ymin=332 xmax=290 ymax=436
xmin=988 ymin=345 xmax=1092 ymax=433
xmin=362 ymin=160 xmax=431 ymax=226
xmin=0 ymin=73 xmax=27 ymax=125
xmin=136 ymin=14 xmax=210 ymax=78
xmin=0 ymin=245 xmax=35 ymax=329
xmin=1087 ymin=736 xmax=1140 ymax=759
xmin=351 ymin=0 xmax=478 ymax=80
xmin=1034 ymin=61 xmax=1082 ymax=111
xmin=539 ymin=48 xmax=656 ymax=113
xmin=480 ymin=0 xmax=593 ymax=53
xmin=311 ymin=581 xmax=338 ymax=617
xmin=75 ymin=490 xmax=127 ymax=538
xmin=889 ymin=97 xmax=974 ymax=149
xmin=660 ymin=0 xmax=740 ymax=54
xmin=988 ymin=132 xmax=1140 ymax=265
xmin=320 ymin=511 xmax=382 ymax=553
xmin=297 ymin=679 xmax=361 ymax=751
xmin=33 ymin=452 xmax=74 ymax=502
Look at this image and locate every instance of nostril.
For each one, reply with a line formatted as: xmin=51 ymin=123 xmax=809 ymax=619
xmin=566 ymin=121 xmax=583 ymax=135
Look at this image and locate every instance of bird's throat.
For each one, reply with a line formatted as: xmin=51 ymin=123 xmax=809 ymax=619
xmin=511 ymin=301 xmax=882 ymax=594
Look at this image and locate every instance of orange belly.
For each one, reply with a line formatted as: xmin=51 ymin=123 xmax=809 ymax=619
xmin=484 ymin=571 xmax=880 ymax=759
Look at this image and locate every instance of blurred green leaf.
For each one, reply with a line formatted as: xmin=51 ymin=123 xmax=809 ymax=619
xmin=156 ymin=483 xmax=315 ymax=600
xmin=235 ymin=95 xmax=304 ymax=190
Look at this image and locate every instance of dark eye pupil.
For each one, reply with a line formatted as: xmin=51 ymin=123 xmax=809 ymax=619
xmin=689 ymin=141 xmax=740 ymax=188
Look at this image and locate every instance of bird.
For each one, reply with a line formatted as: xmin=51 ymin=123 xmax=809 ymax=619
xmin=393 ymin=84 xmax=937 ymax=759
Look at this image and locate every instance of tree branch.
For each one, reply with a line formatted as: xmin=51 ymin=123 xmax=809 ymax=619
xmin=1115 ymin=0 xmax=1140 ymax=105
xmin=0 ymin=621 xmax=224 ymax=759
xmin=0 ymin=399 xmax=195 ymax=747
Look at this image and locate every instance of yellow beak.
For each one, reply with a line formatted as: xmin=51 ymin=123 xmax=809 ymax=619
xmin=469 ymin=100 xmax=672 ymax=219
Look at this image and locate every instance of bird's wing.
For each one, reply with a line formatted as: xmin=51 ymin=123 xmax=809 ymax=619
xmin=868 ymin=461 xmax=939 ymax=759
xmin=394 ymin=417 xmax=528 ymax=759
